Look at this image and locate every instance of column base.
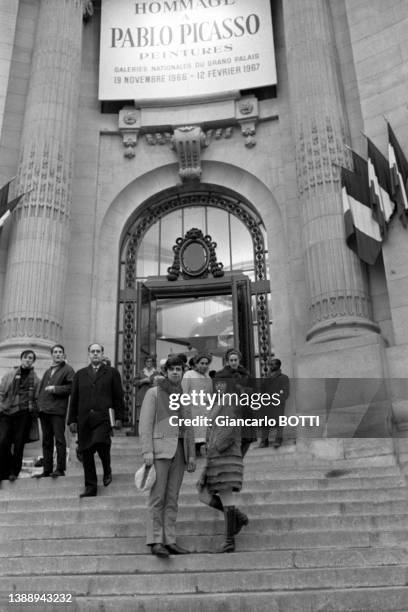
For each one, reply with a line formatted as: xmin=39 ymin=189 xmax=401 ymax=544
xmin=306 ymin=317 xmax=380 ymax=343
xmin=295 ymin=332 xmax=392 ymax=439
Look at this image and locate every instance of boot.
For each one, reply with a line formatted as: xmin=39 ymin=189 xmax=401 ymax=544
xmin=234 ymin=508 xmax=249 ymax=535
xmin=218 ymin=506 xmax=236 ymax=553
xmin=210 ymin=496 xmax=248 ymax=536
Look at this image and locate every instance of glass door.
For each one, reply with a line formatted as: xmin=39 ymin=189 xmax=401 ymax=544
xmin=156 ymin=294 xmax=234 ymax=372
xmin=136 ymin=273 xmax=255 ymax=374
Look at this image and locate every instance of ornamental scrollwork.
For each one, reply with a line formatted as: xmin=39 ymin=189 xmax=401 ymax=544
xmin=167 ymin=228 xmax=224 ymax=280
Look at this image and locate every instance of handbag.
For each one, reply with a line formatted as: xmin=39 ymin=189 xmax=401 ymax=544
xmin=26 ymin=415 xmax=40 ymax=443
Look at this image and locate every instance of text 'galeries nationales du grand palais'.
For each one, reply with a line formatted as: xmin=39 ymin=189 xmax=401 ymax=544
xmin=0 ymin=0 xmax=408 ymax=434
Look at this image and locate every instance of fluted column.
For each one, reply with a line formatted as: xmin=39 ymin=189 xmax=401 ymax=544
xmin=283 ymin=0 xmax=379 ymax=341
xmin=0 ymin=0 xmax=86 ymax=356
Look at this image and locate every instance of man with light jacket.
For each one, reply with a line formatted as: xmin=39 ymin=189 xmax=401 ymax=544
xmin=139 ymin=355 xmax=196 ymax=558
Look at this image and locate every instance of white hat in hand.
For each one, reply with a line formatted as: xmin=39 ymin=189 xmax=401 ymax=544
xmin=134 ymin=463 xmax=156 ymax=493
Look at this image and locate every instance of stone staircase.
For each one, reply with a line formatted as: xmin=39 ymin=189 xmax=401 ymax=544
xmin=1 ymin=436 xmax=408 ymax=611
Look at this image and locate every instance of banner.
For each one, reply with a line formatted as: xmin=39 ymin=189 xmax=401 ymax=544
xmin=99 ymin=0 xmax=277 ymax=100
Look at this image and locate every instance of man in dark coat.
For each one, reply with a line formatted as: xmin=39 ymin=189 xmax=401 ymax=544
xmin=36 ymin=344 xmax=75 ymax=478
xmin=68 ymin=343 xmax=124 ymax=497
xmin=0 ymin=350 xmax=39 ymax=481
xmin=258 ymin=357 xmax=290 ymax=448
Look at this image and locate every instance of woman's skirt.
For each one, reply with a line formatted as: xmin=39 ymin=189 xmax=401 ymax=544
xmin=206 ymin=455 xmax=243 ymax=494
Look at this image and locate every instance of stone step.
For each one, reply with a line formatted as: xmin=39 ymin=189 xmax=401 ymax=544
xmin=76 ymin=461 xmax=405 ymax=475
xmin=67 ymin=586 xmax=408 ymax=612
xmin=1 ymin=499 xmax=407 ymax=521
xmin=2 ymin=473 xmax=404 ymax=492
xmin=0 ymin=497 xmax=406 ymax=518
xmin=19 ymin=445 xmax=400 ymax=466
xmin=24 ymin=467 xmax=404 ymax=487
xmin=40 ymin=455 xmax=404 ymax=475
xmin=111 ymin=453 xmax=398 ymax=468
xmin=1 ymin=565 xmax=407 ymax=595
xmin=76 ymin=448 xmax=398 ymax=469
xmin=1 ymin=511 xmax=408 ymax=533
xmin=2 ymin=548 xmax=408 ymax=576
xmin=0 ymin=532 xmax=378 ymax=557
xmin=0 ymin=485 xmax=405 ymax=505
xmin=5 ymin=462 xmax=406 ymax=479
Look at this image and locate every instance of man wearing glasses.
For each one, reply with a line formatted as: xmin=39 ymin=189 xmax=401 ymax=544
xmin=68 ymin=343 xmax=124 ymax=497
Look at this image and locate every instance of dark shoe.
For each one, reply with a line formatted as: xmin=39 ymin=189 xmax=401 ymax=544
xmin=35 ymin=471 xmax=51 ymax=478
xmin=165 ymin=543 xmax=191 ymax=555
xmin=34 ymin=457 xmax=44 ymax=467
xmin=258 ymin=440 xmax=269 ymax=448
xmin=103 ymin=473 xmax=112 ymax=486
xmin=273 ymin=439 xmax=282 ymax=448
xmin=50 ymin=470 xmax=65 ymax=478
xmin=8 ymin=474 xmax=17 ymax=482
xmin=218 ymin=506 xmax=236 ymax=553
xmin=151 ymin=543 xmax=170 ymax=558
xmin=79 ymin=487 xmax=97 ymax=498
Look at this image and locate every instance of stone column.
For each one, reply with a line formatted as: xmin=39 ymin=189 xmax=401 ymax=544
xmin=283 ymin=0 xmax=379 ymax=341
xmin=0 ymin=0 xmax=19 ymax=140
xmin=0 ymin=0 xmax=87 ymax=358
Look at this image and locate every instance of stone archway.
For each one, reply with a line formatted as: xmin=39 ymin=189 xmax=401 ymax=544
xmin=117 ymin=183 xmax=272 ymax=423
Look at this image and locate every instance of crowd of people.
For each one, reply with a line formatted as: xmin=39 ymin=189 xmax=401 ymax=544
xmin=0 ymin=343 xmax=289 ymax=557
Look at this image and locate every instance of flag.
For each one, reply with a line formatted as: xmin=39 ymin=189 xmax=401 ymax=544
xmin=0 ymin=179 xmax=28 ymax=228
xmin=367 ymin=138 xmax=395 ymax=236
xmin=0 ymin=192 xmax=26 ymax=228
xmin=387 ymin=122 xmax=408 ymax=228
xmin=341 ymin=151 xmax=382 ymax=265
xmin=0 ymin=179 xmax=12 ymax=217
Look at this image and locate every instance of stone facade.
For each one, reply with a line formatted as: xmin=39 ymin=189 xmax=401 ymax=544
xmin=0 ymin=0 xmax=407 ymax=431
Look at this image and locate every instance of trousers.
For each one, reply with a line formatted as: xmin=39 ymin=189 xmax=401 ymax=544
xmin=39 ymin=413 xmax=66 ymax=473
xmin=0 ymin=411 xmax=31 ymax=478
xmin=82 ymin=442 xmax=111 ymax=488
xmin=146 ymin=439 xmax=185 ymax=545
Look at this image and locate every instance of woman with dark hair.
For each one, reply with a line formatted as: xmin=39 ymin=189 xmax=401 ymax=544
xmin=182 ymin=352 xmax=213 ymax=457
xmin=197 ymin=376 xmax=248 ymax=553
xmin=139 ymin=355 xmax=196 ymax=558
xmin=215 ymin=348 xmax=256 ymax=456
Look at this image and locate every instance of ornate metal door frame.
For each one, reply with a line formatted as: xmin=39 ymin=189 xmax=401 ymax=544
xmin=117 ymin=185 xmax=272 ymax=424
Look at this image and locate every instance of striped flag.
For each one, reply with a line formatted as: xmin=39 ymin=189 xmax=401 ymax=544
xmin=341 ymin=151 xmax=382 ymax=265
xmin=0 ymin=178 xmax=28 ymax=228
xmin=367 ymin=138 xmax=395 ymax=237
xmin=0 ymin=179 xmax=12 ymax=217
xmin=387 ymin=122 xmax=408 ymax=228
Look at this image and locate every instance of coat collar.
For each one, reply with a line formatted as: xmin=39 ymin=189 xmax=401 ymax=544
xmin=48 ymin=361 xmax=66 ymax=373
xmin=87 ymin=363 xmax=107 ymax=381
